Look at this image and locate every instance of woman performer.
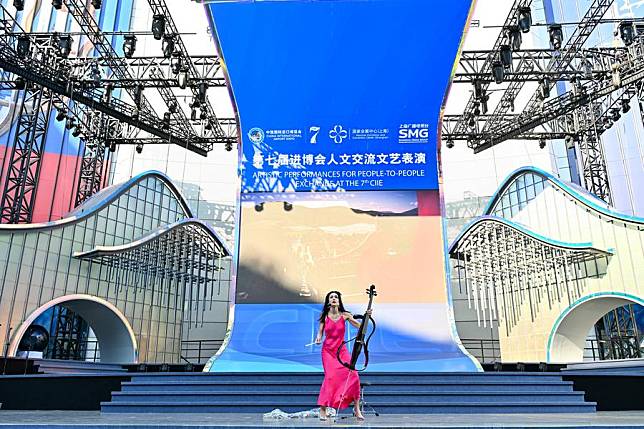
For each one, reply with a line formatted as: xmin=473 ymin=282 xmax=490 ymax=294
xmin=315 ymin=290 xmax=371 ymax=421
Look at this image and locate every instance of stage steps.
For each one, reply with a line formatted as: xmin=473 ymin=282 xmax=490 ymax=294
xmin=101 ymin=372 xmax=596 ymax=414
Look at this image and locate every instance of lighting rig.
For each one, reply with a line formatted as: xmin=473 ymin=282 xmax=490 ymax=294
xmin=0 ymin=3 xmax=237 ymax=222
xmin=442 ymin=0 xmax=644 ymax=205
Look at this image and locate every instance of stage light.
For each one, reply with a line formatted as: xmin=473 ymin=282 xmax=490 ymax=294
xmin=90 ymin=63 xmax=101 ymax=84
xmin=548 ymin=24 xmax=563 ymax=50
xmin=565 ymin=134 xmax=575 ymax=149
xmin=480 ymin=94 xmax=489 ymax=115
xmin=491 ymin=61 xmax=504 ymax=84
xmin=58 ymin=35 xmax=72 ymax=58
xmin=133 ymin=84 xmax=143 ymax=107
xmin=198 ymin=82 xmax=208 ymax=104
xmin=91 ymin=0 xmax=101 ymax=9
xmin=446 ymin=139 xmax=455 ymax=149
xmin=204 ymin=121 xmax=213 ymax=131
xmin=162 ymin=112 xmax=171 ymax=130
xmin=162 ymin=34 xmax=175 ymax=58
xmin=135 ymin=143 xmax=143 ymax=154
xmin=472 ymin=103 xmax=480 ymax=117
xmin=109 ymin=142 xmax=117 ymax=152
xmin=17 ymin=34 xmax=30 ymax=57
xmin=151 ymin=14 xmax=166 ymax=40
xmin=473 ymin=80 xmax=484 ymax=99
xmin=499 ymin=44 xmax=512 ymax=69
xmin=56 ymin=109 xmax=67 ymax=122
xmin=177 ymin=68 xmax=188 ymax=89
xmin=283 ymin=202 xmax=293 ymax=212
xmin=621 ymin=98 xmax=631 ymax=113
xmin=468 ymin=116 xmax=475 ymax=128
xmin=13 ymin=0 xmax=24 ymax=11
xmin=190 ymin=107 xmax=197 ymax=121
xmin=225 ymin=141 xmax=233 ymax=152
xmin=52 ymin=0 xmax=62 ymax=10
xmin=507 ymin=25 xmax=522 ymax=51
xmin=200 ymin=107 xmax=207 ymax=120
xmin=170 ymin=55 xmax=182 ymax=75
xmin=619 ymin=21 xmax=635 ymax=46
xmin=65 ymin=116 xmax=75 ymax=130
xmin=168 ymin=101 xmax=178 ymax=113
xmin=603 ymin=118 xmax=613 ymax=131
xmin=539 ymin=78 xmax=550 ymax=99
xmin=72 ymin=126 xmax=82 ymax=138
xmin=539 ymin=139 xmax=546 ymax=149
xmin=611 ymin=108 xmax=621 ymax=122
xmin=517 ymin=6 xmax=532 ymax=33
xmin=254 ymin=202 xmax=264 ymax=212
xmin=123 ymin=35 xmax=137 ymax=58
xmin=14 ymin=77 xmax=25 ymax=90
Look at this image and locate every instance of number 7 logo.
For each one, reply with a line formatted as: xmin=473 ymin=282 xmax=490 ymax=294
xmin=309 ymin=126 xmax=320 ymax=144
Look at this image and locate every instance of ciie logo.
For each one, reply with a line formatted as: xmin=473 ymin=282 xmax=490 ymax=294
xmin=329 ymin=125 xmax=348 ymax=144
xmin=399 ymin=127 xmax=429 ymax=139
xmin=248 ymin=127 xmax=265 ymax=145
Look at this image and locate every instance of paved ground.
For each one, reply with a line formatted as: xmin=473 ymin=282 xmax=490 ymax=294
xmin=0 ymin=411 xmax=643 ymax=428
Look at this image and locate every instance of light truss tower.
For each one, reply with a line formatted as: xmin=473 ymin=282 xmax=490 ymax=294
xmin=0 ymin=84 xmax=52 ymax=223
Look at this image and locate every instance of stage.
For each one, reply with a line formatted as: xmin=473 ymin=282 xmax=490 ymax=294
xmin=0 ymin=411 xmax=643 ymax=428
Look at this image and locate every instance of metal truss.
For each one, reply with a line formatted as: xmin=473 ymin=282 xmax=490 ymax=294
xmin=449 ymin=0 xmax=532 ymax=137
xmin=449 ymin=218 xmax=611 ymax=334
xmin=0 ymin=83 xmax=52 ymax=223
xmin=61 ymin=0 xmax=196 ymax=143
xmin=146 ymin=0 xmax=227 ymax=139
xmin=483 ymin=0 xmax=614 ymax=132
xmin=62 ymin=56 xmax=225 ymax=88
xmin=75 ymin=220 xmax=230 ymax=328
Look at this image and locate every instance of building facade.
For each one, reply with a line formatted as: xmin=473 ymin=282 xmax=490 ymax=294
xmin=0 ymin=171 xmax=231 ymax=363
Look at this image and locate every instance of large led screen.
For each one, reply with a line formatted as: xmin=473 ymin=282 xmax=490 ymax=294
xmin=205 ymin=0 xmax=478 ymax=372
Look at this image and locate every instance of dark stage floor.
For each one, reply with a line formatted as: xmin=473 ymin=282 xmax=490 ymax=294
xmin=0 ymin=411 xmax=643 ymax=428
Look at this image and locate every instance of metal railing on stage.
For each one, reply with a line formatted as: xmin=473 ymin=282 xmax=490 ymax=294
xmin=180 ymin=339 xmax=224 ymax=364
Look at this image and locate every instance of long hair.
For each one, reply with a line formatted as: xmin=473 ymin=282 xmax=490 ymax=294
xmin=319 ymin=290 xmax=347 ymax=323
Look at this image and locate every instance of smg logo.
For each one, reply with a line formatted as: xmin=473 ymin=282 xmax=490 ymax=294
xmin=399 ymin=128 xmax=429 ymax=139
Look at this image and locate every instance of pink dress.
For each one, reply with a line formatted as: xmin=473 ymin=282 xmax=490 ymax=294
xmin=317 ymin=316 xmax=360 ymax=409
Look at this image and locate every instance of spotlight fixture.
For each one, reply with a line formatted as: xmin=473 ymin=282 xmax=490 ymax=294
xmin=58 ymin=35 xmax=72 ymax=58
xmin=564 ymin=134 xmax=575 ymax=149
xmin=13 ymin=0 xmax=24 ymax=11
xmin=56 ymin=109 xmax=67 ymax=122
xmin=200 ymin=107 xmax=208 ymax=120
xmin=611 ymin=108 xmax=621 ymax=122
xmin=491 ymin=61 xmax=504 ymax=84
xmin=151 ymin=14 xmax=166 ymax=40
xmin=190 ymin=107 xmax=197 ymax=121
xmin=170 ymin=54 xmax=182 ymax=75
xmin=517 ymin=6 xmax=532 ymax=33
xmin=548 ymin=24 xmax=563 ymax=50
xmin=507 ymin=25 xmax=522 ymax=51
xmin=204 ymin=121 xmax=213 ymax=131
xmin=539 ymin=78 xmax=550 ymax=99
xmin=162 ymin=34 xmax=175 ymax=58
xmin=468 ymin=115 xmax=476 ymax=128
xmin=472 ymin=103 xmax=480 ymax=117
xmin=254 ymin=202 xmax=264 ymax=212
xmin=168 ymin=101 xmax=178 ymax=113
xmin=89 ymin=63 xmax=101 ymax=84
xmin=123 ymin=35 xmax=137 ymax=58
xmin=52 ymin=0 xmax=62 ymax=10
xmin=14 ymin=77 xmax=26 ymax=90
xmin=177 ymin=68 xmax=188 ymax=89
xmin=162 ymin=112 xmax=171 ymax=130
xmin=133 ymin=84 xmax=143 ymax=107
xmin=109 ymin=142 xmax=117 ymax=152
xmin=618 ymin=21 xmax=635 ymax=46
xmin=283 ymin=202 xmax=293 ymax=211
xmin=135 ymin=143 xmax=143 ymax=154
xmin=91 ymin=0 xmax=101 ymax=9
xmin=499 ymin=44 xmax=512 ymax=69
xmin=72 ymin=126 xmax=82 ymax=138
xmin=225 ymin=141 xmax=233 ymax=152
xmin=17 ymin=35 xmax=30 ymax=57
xmin=65 ymin=116 xmax=75 ymax=130
xmin=621 ymin=98 xmax=631 ymax=113
xmin=446 ymin=139 xmax=455 ymax=149
xmin=198 ymin=82 xmax=208 ymax=104
xmin=539 ymin=139 xmax=546 ymax=149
